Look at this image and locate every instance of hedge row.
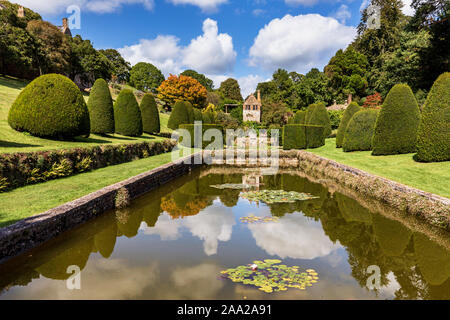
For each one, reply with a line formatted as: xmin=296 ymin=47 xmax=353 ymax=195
xmin=0 ymin=139 xmax=176 ymax=192
xmin=343 ymin=109 xmax=379 ymax=152
xmin=178 ymin=124 xmax=223 ymax=148
xmin=282 ymin=124 xmax=325 ymax=150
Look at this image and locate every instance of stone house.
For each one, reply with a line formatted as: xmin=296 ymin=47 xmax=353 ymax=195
xmin=243 ymin=90 xmax=262 ymax=123
xmin=327 ymin=93 xmax=353 ymax=111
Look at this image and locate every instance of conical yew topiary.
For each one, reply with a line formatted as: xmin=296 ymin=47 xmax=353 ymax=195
xmin=343 ymin=109 xmax=379 ymax=152
xmin=88 ymin=78 xmax=114 ymax=134
xmin=372 ymin=84 xmax=421 ymax=155
xmin=140 ymin=93 xmax=160 ymax=134
xmin=168 ymin=101 xmax=189 ymax=130
xmin=194 ymin=109 xmax=202 ymax=122
xmin=114 ymin=89 xmax=143 ymax=137
xmin=415 ymin=72 xmax=450 ymax=162
xmin=8 ymin=74 xmax=90 ymax=139
xmin=306 ymin=102 xmax=331 ymax=139
xmin=336 ymin=102 xmax=360 ymax=148
xmin=293 ymin=110 xmax=306 ymax=124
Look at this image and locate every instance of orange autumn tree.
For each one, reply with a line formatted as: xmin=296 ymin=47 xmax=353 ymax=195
xmin=157 ymin=74 xmax=208 ymax=109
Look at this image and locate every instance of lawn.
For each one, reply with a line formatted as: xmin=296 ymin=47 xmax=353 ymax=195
xmin=0 ymin=76 xmax=171 ymax=153
xmin=308 ymin=138 xmax=450 ymax=198
xmin=0 ymin=148 xmax=192 ymax=227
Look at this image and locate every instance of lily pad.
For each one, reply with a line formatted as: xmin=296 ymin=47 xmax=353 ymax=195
xmin=210 ymin=183 xmax=253 ymax=190
xmin=241 ymin=190 xmax=319 ymax=204
xmin=219 ymin=260 xmax=319 ymax=293
xmin=239 ymin=214 xmax=280 ymax=224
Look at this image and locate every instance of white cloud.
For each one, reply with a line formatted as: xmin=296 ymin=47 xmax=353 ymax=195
xmin=238 ymin=74 xmax=265 ymax=98
xmin=167 ymin=0 xmax=228 ymax=12
xmin=249 ymin=14 xmax=356 ymax=73
xmin=334 ymin=4 xmax=351 ymax=24
xmin=285 ymin=0 xmax=318 ymax=6
xmin=119 ymin=19 xmax=236 ymax=77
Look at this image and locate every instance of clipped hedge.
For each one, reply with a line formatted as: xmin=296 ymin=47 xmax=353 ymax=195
xmin=282 ymin=124 xmax=325 ymax=150
xmin=0 ymin=140 xmax=176 ymax=192
xmin=202 ymin=112 xmax=213 ymax=124
xmin=306 ymin=103 xmax=332 ymax=139
xmin=140 ymin=93 xmax=160 ymax=134
xmin=194 ymin=109 xmax=203 ymax=122
xmin=372 ymin=84 xmax=421 ymax=155
xmin=293 ymin=110 xmax=306 ymax=124
xmin=416 ymin=72 xmax=450 ymax=162
xmin=88 ymin=78 xmax=115 ymax=134
xmin=179 ymin=124 xmax=223 ymax=148
xmin=336 ymin=102 xmax=360 ymax=148
xmin=8 ymin=74 xmax=90 ymax=139
xmin=168 ymin=101 xmax=190 ymax=130
xmin=343 ymin=109 xmax=379 ymax=152
xmin=114 ymin=89 xmax=143 ymax=137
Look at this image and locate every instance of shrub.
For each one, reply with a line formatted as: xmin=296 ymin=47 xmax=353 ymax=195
xmin=114 ymin=89 xmax=143 ymax=137
xmin=179 ymin=124 xmax=223 ymax=148
xmin=202 ymin=112 xmax=213 ymax=124
xmin=305 ymin=104 xmax=317 ymax=124
xmin=8 ymin=74 xmax=90 ymax=139
xmin=328 ymin=110 xmax=344 ymax=130
xmin=87 ymin=78 xmax=115 ymax=134
xmin=186 ymin=102 xmax=195 ymax=124
xmin=415 ymin=72 xmax=450 ymax=162
xmin=194 ymin=109 xmax=203 ymax=122
xmin=282 ymin=124 xmax=325 ymax=150
xmin=306 ymin=103 xmax=331 ymax=139
xmin=168 ymin=101 xmax=189 ymax=130
xmin=293 ymin=110 xmax=306 ymax=124
xmin=343 ymin=109 xmax=379 ymax=152
xmin=372 ymin=84 xmax=421 ymax=155
xmin=140 ymin=93 xmax=160 ymax=134
xmin=336 ymin=102 xmax=360 ymax=148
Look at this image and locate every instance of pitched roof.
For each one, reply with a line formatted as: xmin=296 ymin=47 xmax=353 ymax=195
xmin=244 ymin=94 xmax=260 ymax=105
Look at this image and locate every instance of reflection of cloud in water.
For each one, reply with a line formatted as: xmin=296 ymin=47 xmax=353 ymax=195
xmin=141 ymin=204 xmax=235 ymax=256
xmin=248 ymin=212 xmax=341 ymax=260
xmin=378 ymin=272 xmax=401 ymax=299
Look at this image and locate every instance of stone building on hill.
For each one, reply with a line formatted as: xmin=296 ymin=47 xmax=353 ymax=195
xmin=327 ymin=93 xmax=353 ymax=111
xmin=243 ymin=90 xmax=262 ymax=123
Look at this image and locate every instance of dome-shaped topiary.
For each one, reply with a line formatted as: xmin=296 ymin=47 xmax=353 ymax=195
xmin=372 ymin=84 xmax=421 ymax=155
xmin=306 ymin=102 xmax=331 ymax=139
xmin=8 ymin=74 xmax=90 ymax=139
xmin=202 ymin=112 xmax=212 ymax=124
xmin=87 ymin=78 xmax=114 ymax=134
xmin=415 ymin=72 xmax=450 ymax=162
xmin=293 ymin=110 xmax=306 ymax=124
xmin=168 ymin=101 xmax=189 ymax=130
xmin=114 ymin=89 xmax=143 ymax=136
xmin=343 ymin=109 xmax=379 ymax=152
xmin=139 ymin=93 xmax=160 ymax=134
xmin=336 ymin=102 xmax=360 ymax=148
xmin=194 ymin=109 xmax=202 ymax=122
xmin=186 ymin=102 xmax=195 ymax=124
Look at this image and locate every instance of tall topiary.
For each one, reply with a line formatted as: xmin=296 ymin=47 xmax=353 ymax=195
xmin=293 ymin=110 xmax=306 ymax=124
xmin=372 ymin=84 xmax=421 ymax=155
xmin=186 ymin=102 xmax=195 ymax=124
xmin=168 ymin=101 xmax=189 ymax=130
xmin=194 ymin=109 xmax=202 ymax=122
xmin=87 ymin=78 xmax=114 ymax=135
xmin=306 ymin=102 xmax=331 ymax=139
xmin=336 ymin=102 xmax=360 ymax=148
xmin=343 ymin=109 xmax=379 ymax=152
xmin=305 ymin=104 xmax=317 ymax=124
xmin=416 ymin=73 xmax=450 ymax=162
xmin=8 ymin=74 xmax=90 ymax=139
xmin=139 ymin=93 xmax=160 ymax=134
xmin=114 ymin=89 xmax=143 ymax=137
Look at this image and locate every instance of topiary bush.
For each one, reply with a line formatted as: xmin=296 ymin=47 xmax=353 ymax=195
xmin=306 ymin=103 xmax=331 ymax=139
xmin=305 ymin=104 xmax=317 ymax=124
xmin=168 ymin=101 xmax=189 ymax=130
xmin=114 ymin=89 xmax=143 ymax=137
xmin=194 ymin=109 xmax=203 ymax=122
xmin=415 ymin=72 xmax=450 ymax=162
xmin=140 ymin=93 xmax=160 ymax=134
xmin=343 ymin=109 xmax=379 ymax=152
xmin=305 ymin=125 xmax=325 ymax=148
xmin=179 ymin=124 xmax=223 ymax=148
xmin=372 ymin=84 xmax=421 ymax=155
xmin=186 ymin=102 xmax=195 ymax=124
xmin=336 ymin=102 xmax=360 ymax=148
xmin=87 ymin=78 xmax=114 ymax=135
xmin=8 ymin=74 xmax=90 ymax=139
xmin=202 ymin=111 xmax=212 ymax=124
xmin=293 ymin=110 xmax=306 ymax=124
xmin=282 ymin=124 xmax=324 ymax=150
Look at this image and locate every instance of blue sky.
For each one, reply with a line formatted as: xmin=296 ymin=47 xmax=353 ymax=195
xmin=12 ymin=0 xmax=414 ymax=96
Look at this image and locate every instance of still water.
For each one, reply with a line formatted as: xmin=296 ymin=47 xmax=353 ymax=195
xmin=0 ymin=168 xmax=449 ymax=299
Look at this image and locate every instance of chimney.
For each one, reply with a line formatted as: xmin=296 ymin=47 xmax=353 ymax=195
xmin=347 ymin=93 xmax=352 ymax=105
xmin=18 ymin=6 xmax=24 ymax=18
xmin=62 ymin=18 xmax=68 ymax=30
xmin=257 ymin=90 xmax=261 ymax=103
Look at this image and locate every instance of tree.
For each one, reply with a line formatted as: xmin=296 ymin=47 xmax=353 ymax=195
xmin=363 ymin=92 xmax=383 ymax=108
xmin=294 ymin=69 xmax=333 ymax=109
xmin=99 ymin=49 xmax=131 ymax=83
xmin=129 ymin=62 xmax=164 ymax=92
xmin=114 ymin=89 xmax=143 ymax=137
xmin=219 ymin=78 xmax=243 ymax=102
xmin=157 ymin=74 xmax=207 ymax=109
xmin=181 ymin=69 xmax=214 ymax=91
xmin=261 ymin=101 xmax=292 ymax=128
xmin=87 ymin=78 xmax=115 ymax=134
xmin=140 ymin=93 xmax=160 ymax=134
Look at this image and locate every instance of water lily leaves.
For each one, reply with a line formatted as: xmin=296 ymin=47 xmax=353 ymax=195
xmin=239 ymin=214 xmax=280 ymax=224
xmin=210 ymin=183 xmax=252 ymax=190
xmin=219 ymin=260 xmax=319 ymax=293
xmin=241 ymin=190 xmax=319 ymax=204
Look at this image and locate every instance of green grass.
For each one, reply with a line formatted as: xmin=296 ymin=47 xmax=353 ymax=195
xmin=0 ymin=149 xmax=192 ymax=227
xmin=308 ymin=138 xmax=450 ymax=198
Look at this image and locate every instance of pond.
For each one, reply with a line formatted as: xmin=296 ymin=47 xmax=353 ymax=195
xmin=0 ymin=167 xmax=449 ymax=300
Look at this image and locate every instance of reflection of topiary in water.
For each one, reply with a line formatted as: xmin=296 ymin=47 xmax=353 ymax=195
xmin=115 ymin=187 xmax=130 ymax=209
xmin=373 ymin=214 xmax=412 ymax=256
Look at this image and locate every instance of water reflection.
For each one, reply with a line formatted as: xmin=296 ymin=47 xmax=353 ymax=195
xmin=0 ymin=168 xmax=449 ymax=300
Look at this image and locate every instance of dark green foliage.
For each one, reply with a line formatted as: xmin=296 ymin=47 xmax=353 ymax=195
xmin=416 ymin=72 xmax=450 ymax=162
xmin=88 ymin=78 xmax=114 ymax=134
xmin=139 ymin=93 xmax=160 ymax=134
xmin=179 ymin=124 xmax=223 ymax=148
xmin=219 ymin=78 xmax=243 ymax=101
xmin=306 ymin=102 xmax=332 ymax=139
xmin=129 ymin=62 xmax=164 ymax=92
xmin=186 ymin=102 xmax=195 ymax=124
xmin=181 ymin=69 xmax=213 ymax=91
xmin=372 ymin=84 xmax=421 ymax=155
xmin=336 ymin=102 xmax=361 ymax=148
xmin=99 ymin=49 xmax=131 ymax=83
xmin=168 ymin=101 xmax=189 ymax=130
xmin=282 ymin=124 xmax=324 ymax=150
xmin=202 ymin=112 xmax=212 ymax=124
xmin=328 ymin=110 xmax=344 ymax=130
xmin=114 ymin=89 xmax=143 ymax=137
xmin=293 ymin=110 xmax=306 ymax=124
xmin=343 ymin=109 xmax=379 ymax=152
xmin=193 ymin=109 xmax=203 ymax=122
xmin=8 ymin=74 xmax=90 ymax=139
